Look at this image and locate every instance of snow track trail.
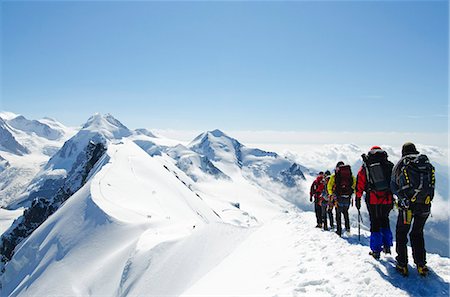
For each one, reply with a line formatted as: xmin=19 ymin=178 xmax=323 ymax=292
xmin=183 ymin=210 xmax=450 ymax=297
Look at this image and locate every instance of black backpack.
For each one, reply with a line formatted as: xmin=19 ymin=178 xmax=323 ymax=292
xmin=396 ymin=154 xmax=435 ymax=204
xmin=361 ymin=149 xmax=394 ymax=192
xmin=335 ymin=165 xmax=353 ymax=196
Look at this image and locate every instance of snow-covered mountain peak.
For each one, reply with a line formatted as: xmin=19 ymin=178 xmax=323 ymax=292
xmin=209 ymin=129 xmax=227 ymax=138
xmin=44 ymin=114 xmax=130 ymax=174
xmin=191 ymin=129 xmax=236 ymax=142
xmin=82 ymin=113 xmax=131 ymax=139
xmin=189 ymin=129 xmax=243 ymax=168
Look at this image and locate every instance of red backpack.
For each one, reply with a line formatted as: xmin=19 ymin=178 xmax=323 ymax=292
xmin=315 ymin=175 xmax=325 ymax=194
xmin=335 ymin=165 xmax=353 ymax=196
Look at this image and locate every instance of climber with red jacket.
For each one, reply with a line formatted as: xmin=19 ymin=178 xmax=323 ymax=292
xmin=355 ymin=146 xmax=394 ymax=259
xmin=310 ymin=171 xmax=325 ymax=228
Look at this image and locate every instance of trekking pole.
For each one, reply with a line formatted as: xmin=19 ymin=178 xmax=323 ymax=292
xmin=358 ymin=209 xmax=361 ymax=242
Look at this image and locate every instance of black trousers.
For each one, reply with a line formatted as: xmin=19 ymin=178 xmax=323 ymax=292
xmin=321 ymin=202 xmax=333 ymax=228
xmin=336 ymin=196 xmax=351 ymax=234
xmin=314 ymin=201 xmax=322 ymax=225
xmin=368 ymin=204 xmax=391 ymax=233
xmin=396 ymin=204 xmax=430 ymax=266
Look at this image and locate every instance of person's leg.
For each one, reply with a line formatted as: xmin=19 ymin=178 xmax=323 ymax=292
xmin=380 ymin=204 xmax=393 ymax=252
xmin=396 ymin=209 xmax=411 ymax=266
xmin=328 ymin=206 xmax=334 ymax=229
xmin=314 ymin=202 xmax=321 ymax=226
xmin=343 ymin=205 xmax=350 ymax=232
xmin=410 ymin=211 xmax=429 ymax=266
xmin=321 ymin=203 xmax=328 ymax=230
xmin=335 ymin=206 xmax=342 ymax=235
xmin=369 ymin=204 xmax=383 ymax=253
xmin=318 ymin=202 xmax=323 ymax=226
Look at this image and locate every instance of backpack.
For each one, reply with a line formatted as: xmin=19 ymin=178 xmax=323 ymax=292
xmin=315 ymin=175 xmax=325 ymax=194
xmin=362 ymin=149 xmax=394 ymax=192
xmin=335 ymin=165 xmax=353 ymax=196
xmin=396 ymin=154 xmax=435 ymax=204
xmin=321 ymin=177 xmax=330 ymax=201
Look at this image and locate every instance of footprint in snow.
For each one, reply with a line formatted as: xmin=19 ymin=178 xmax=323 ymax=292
xmin=301 ymin=279 xmax=328 ymax=286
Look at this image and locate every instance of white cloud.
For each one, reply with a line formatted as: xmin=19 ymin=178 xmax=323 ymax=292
xmin=152 ymin=129 xmax=448 ymax=149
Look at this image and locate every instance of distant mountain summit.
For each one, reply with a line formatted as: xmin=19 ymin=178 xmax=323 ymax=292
xmin=189 ymin=129 xmax=244 ymax=167
xmin=187 ymin=129 xmax=305 ymax=187
xmin=47 ymin=113 xmax=131 ymax=172
xmin=8 ymin=115 xmax=64 ymax=140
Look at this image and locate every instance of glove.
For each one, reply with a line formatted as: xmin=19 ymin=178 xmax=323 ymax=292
xmin=310 ymin=196 xmax=313 ymax=202
xmin=355 ymin=198 xmax=361 ymax=210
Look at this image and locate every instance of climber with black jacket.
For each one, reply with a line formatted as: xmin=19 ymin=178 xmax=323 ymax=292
xmin=391 ymin=142 xmax=435 ymax=277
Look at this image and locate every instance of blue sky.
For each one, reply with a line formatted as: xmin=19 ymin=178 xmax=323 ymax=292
xmin=1 ymin=1 xmax=448 ymax=134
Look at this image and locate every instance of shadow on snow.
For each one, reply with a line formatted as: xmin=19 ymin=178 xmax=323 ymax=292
xmin=372 ymin=257 xmax=450 ymax=297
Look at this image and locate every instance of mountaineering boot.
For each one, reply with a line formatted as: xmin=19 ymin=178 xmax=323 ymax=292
xmin=369 ymin=251 xmax=380 ymax=260
xmin=417 ymin=265 xmax=429 ymax=277
xmin=323 ymin=226 xmax=329 ymax=231
xmin=315 ymin=224 xmax=322 ymax=228
xmin=395 ymin=263 xmax=409 ymax=277
xmin=382 ymin=246 xmax=391 ymax=254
